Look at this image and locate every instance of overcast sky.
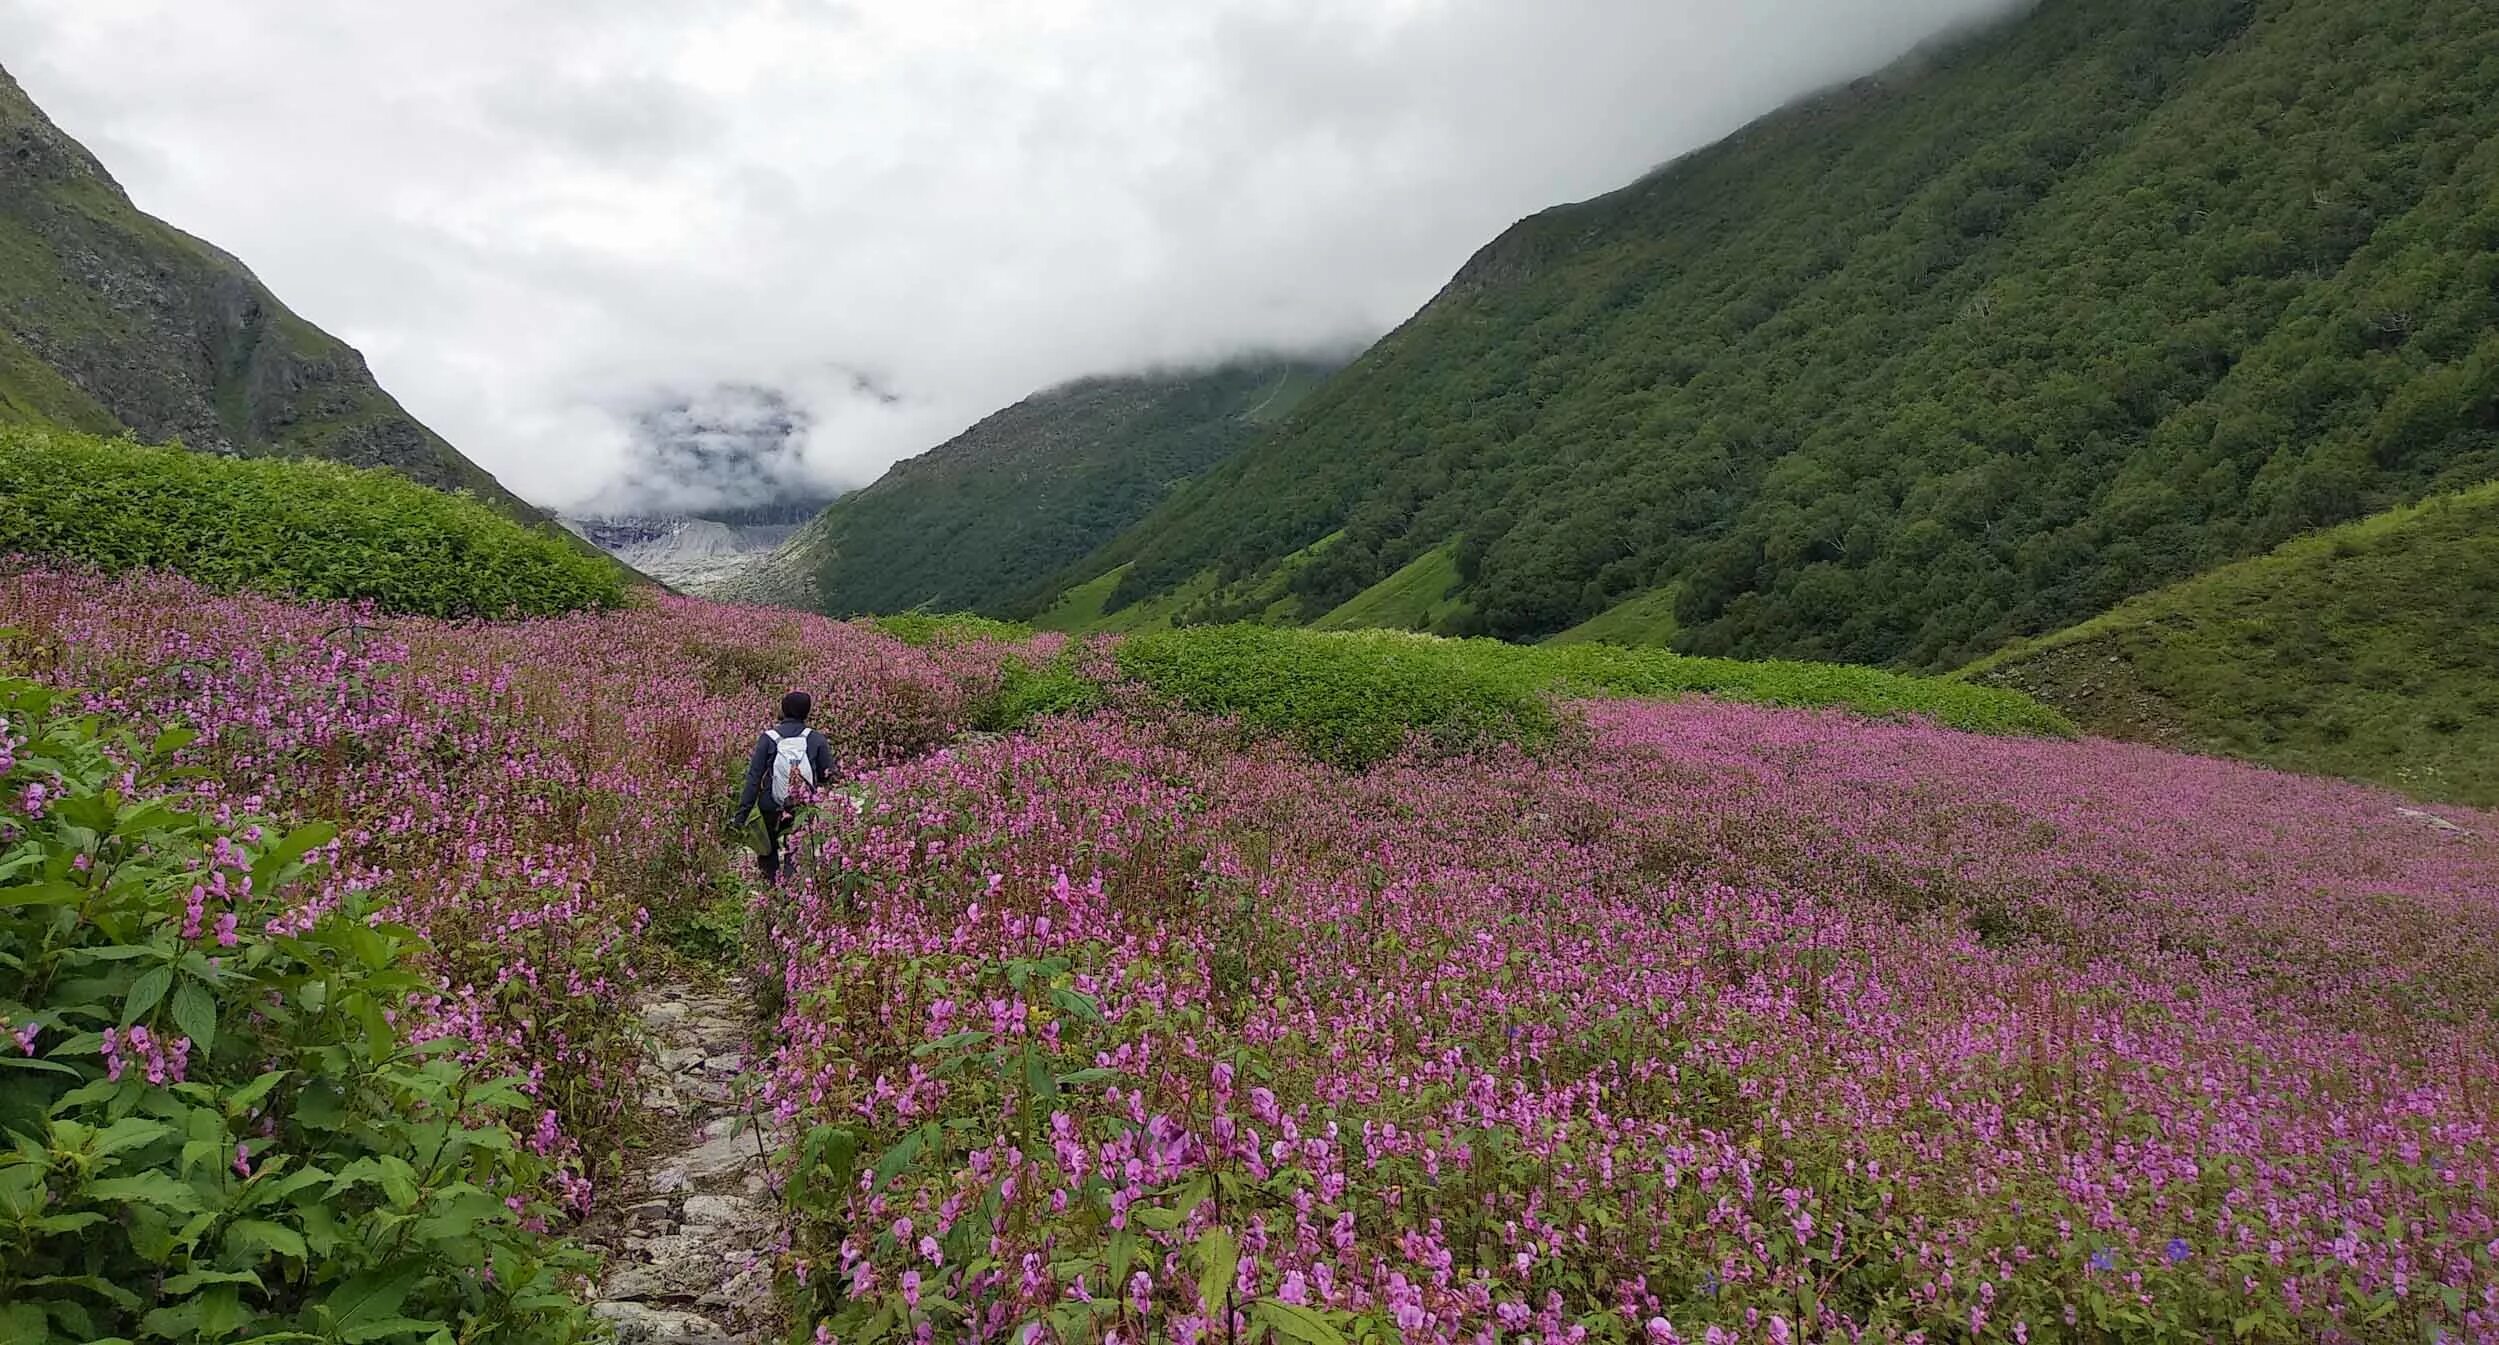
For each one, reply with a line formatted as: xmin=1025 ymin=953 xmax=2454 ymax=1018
xmin=1 ymin=0 xmax=2015 ymax=513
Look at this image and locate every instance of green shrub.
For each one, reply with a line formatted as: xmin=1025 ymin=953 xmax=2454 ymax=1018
xmin=0 ymin=428 xmax=624 ymax=618
xmin=1526 ymin=641 xmax=2077 ymax=737
xmin=971 ymin=650 xmax=1111 ymax=733
xmin=0 ymin=676 xmax=595 ymax=1343
xmin=867 ymin=612 xmax=1034 ymax=648
xmin=1115 ymin=626 xmax=1558 ymax=767
xmin=1114 ymin=626 xmax=2071 ymax=767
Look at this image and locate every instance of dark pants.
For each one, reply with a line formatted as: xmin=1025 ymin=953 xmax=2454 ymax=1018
xmin=756 ymin=809 xmax=791 ymax=884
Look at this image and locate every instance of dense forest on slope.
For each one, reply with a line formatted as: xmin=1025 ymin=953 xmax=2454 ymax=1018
xmin=1061 ymin=0 xmax=2499 ymax=669
xmin=0 ymin=64 xmax=537 ymax=516
xmin=744 ymin=358 xmax=1335 ymax=616
xmin=1964 ymin=481 xmax=2499 ymax=803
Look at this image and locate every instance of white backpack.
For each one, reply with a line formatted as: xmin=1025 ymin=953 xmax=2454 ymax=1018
xmin=765 ymin=728 xmax=816 ymax=808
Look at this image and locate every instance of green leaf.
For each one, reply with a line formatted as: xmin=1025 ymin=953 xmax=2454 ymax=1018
xmin=0 ymin=1055 xmax=82 ymax=1078
xmin=225 ymin=1069 xmax=289 ymax=1117
xmin=343 ymin=1319 xmax=452 ymax=1343
xmin=93 ymin=1115 xmax=172 ymax=1159
xmin=226 ymin=1217 xmax=308 ymax=1260
xmin=321 ymin=1262 xmax=425 ymax=1334
xmin=151 ymin=725 xmax=200 ymax=758
xmin=1252 ymin=1301 xmax=1349 ymax=1345
xmin=376 ymin=1155 xmax=420 ymax=1209
xmin=18 ymin=1273 xmax=141 ymax=1310
xmin=0 ymin=1303 xmax=45 ymax=1345
xmin=259 ymin=821 xmax=338 ymax=875
xmin=162 ymin=1269 xmax=267 ymax=1295
xmin=0 ymin=880 xmax=82 ymax=908
xmin=171 ymin=981 xmax=216 ymax=1056
xmin=871 ymin=1122 xmax=938 ymax=1192
xmin=122 ymin=965 xmax=172 ymax=1026
xmin=87 ymin=1171 xmax=202 ymax=1212
xmin=1194 ymin=1226 xmax=1239 ymax=1317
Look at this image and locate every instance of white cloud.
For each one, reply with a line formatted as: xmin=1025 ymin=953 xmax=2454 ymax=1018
xmin=0 ymin=0 xmax=2016 ymax=511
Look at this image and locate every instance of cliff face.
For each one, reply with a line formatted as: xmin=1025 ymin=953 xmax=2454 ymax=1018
xmin=0 ymin=64 xmax=539 ymax=517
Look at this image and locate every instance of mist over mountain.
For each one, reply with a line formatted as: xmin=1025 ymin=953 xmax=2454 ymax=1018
xmin=568 ymin=383 xmax=848 ymax=522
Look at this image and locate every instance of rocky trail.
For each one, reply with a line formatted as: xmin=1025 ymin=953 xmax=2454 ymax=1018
xmin=583 ymin=980 xmax=789 ymax=1344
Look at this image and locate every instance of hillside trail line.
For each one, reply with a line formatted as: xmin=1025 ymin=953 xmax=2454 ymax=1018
xmin=581 ymin=734 xmax=999 ymax=1343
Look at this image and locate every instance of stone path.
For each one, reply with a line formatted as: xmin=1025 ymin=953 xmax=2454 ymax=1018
xmin=585 ymin=982 xmax=787 ymax=1344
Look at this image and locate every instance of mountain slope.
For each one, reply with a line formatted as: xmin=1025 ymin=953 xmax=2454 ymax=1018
xmin=0 ymin=64 xmax=537 ymax=516
xmin=1058 ymin=0 xmax=2499 ymax=669
xmin=1962 ymin=482 xmax=2499 ymax=804
xmin=739 ymin=358 xmax=1336 ymax=616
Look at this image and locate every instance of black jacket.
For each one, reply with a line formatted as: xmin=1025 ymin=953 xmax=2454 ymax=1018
xmin=734 ymin=720 xmax=835 ymax=825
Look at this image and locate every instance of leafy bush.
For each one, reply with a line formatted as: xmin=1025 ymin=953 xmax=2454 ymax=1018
xmin=970 ymin=650 xmax=1111 ymax=733
xmin=1115 ymin=626 xmax=1558 ymax=767
xmin=868 ymin=612 xmax=1035 ymax=648
xmin=0 ymin=428 xmax=624 ymax=618
xmin=1113 ymin=625 xmax=2069 ymax=766
xmin=0 ymin=675 xmax=595 ymax=1344
xmin=1525 ymin=641 xmax=2076 ymax=737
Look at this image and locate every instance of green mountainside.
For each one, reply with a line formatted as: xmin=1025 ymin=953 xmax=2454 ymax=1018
xmin=0 ymin=64 xmax=538 ymax=517
xmin=1963 ymin=482 xmax=2499 ymax=804
xmin=1050 ymin=0 xmax=2499 ymax=670
xmin=738 ymin=358 xmax=1336 ymax=615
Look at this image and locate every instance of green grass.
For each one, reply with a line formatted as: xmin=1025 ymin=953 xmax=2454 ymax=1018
xmin=0 ymin=330 xmax=119 ymax=433
xmin=0 ymin=427 xmax=625 ymax=617
xmin=1031 ymin=564 xmax=1193 ymax=634
xmin=1312 ymin=541 xmax=1469 ymax=633
xmin=1963 ymin=482 xmax=2499 ymax=804
xmin=1546 ymin=585 xmax=1680 ymax=647
xmin=870 ymin=612 xmax=1036 ymax=647
xmin=1117 ymin=625 xmax=2072 ymax=767
xmin=1115 ymin=626 xmax=1559 ymax=767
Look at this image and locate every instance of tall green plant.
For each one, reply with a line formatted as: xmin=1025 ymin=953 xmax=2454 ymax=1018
xmin=0 ymin=676 xmax=595 ymax=1344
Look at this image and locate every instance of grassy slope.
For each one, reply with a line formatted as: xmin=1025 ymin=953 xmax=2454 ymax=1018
xmin=1547 ymin=586 xmax=1682 ymax=647
xmin=0 ymin=428 xmax=624 ymax=617
xmin=1062 ymin=0 xmax=2499 ymax=668
xmin=1311 ymin=541 xmax=1468 ymax=633
xmin=1964 ymin=483 xmax=2499 ymax=803
xmin=1119 ymin=625 xmax=2071 ymax=767
xmin=1030 ymin=565 xmax=1200 ymax=635
xmin=759 ymin=357 xmax=1338 ymax=618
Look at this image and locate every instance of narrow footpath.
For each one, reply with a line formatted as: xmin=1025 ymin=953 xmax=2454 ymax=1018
xmin=584 ymin=980 xmax=788 ymax=1344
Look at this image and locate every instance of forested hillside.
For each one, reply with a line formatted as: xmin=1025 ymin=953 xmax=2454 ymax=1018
xmin=1060 ymin=0 xmax=2499 ymax=669
xmin=1965 ymin=481 xmax=2499 ymax=803
xmin=739 ymin=358 xmax=1334 ymax=615
xmin=0 ymin=63 xmax=538 ymax=516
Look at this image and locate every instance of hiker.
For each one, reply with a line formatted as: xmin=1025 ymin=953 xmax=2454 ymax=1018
xmin=733 ymin=690 xmax=836 ymax=884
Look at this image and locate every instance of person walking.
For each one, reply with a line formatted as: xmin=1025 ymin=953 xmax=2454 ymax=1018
xmin=733 ymin=690 xmax=835 ymax=884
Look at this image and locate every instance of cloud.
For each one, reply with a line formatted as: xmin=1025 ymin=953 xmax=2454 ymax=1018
xmin=0 ymin=0 xmax=2019 ymax=512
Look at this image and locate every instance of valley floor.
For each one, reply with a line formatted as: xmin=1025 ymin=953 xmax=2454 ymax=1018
xmin=2 ymin=569 xmax=2495 ymax=1344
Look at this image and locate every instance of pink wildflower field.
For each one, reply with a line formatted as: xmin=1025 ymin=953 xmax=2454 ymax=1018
xmin=4 ymin=568 xmax=2495 ymax=1343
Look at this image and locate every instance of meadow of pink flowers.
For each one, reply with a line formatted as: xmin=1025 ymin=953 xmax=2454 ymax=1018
xmin=4 ymin=567 xmax=2494 ymax=1343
